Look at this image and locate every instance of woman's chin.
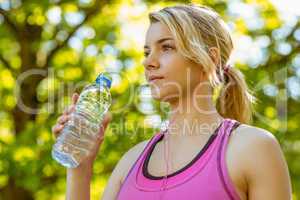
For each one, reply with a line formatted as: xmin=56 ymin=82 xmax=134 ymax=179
xmin=150 ymin=88 xmax=165 ymax=101
xmin=150 ymin=91 xmax=163 ymax=100
xmin=150 ymin=90 xmax=176 ymax=104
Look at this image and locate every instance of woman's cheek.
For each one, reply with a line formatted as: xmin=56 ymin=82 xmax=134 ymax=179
xmin=160 ymin=51 xmax=176 ymax=63
xmin=150 ymin=52 xmax=187 ymax=100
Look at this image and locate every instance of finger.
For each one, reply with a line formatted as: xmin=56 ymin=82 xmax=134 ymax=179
xmin=94 ymin=121 xmax=110 ymax=149
xmin=63 ymin=105 xmax=76 ymax=115
xmin=52 ymin=124 xmax=64 ymax=137
xmin=101 ymin=112 xmax=112 ymax=130
xmin=103 ymin=112 xmax=112 ymax=125
xmin=98 ymin=112 xmax=112 ymax=140
xmin=86 ymin=112 xmax=112 ymax=156
xmin=62 ymin=93 xmax=79 ymax=115
xmin=72 ymin=93 xmax=79 ymax=105
xmin=57 ymin=115 xmax=69 ymax=124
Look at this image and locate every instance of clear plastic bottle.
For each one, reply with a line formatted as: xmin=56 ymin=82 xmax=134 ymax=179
xmin=52 ymin=72 xmax=112 ymax=168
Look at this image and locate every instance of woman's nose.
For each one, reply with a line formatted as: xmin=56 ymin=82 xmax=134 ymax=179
xmin=142 ymin=53 xmax=160 ymax=70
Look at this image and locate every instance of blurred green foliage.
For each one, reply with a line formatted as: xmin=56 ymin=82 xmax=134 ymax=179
xmin=0 ymin=0 xmax=299 ymax=199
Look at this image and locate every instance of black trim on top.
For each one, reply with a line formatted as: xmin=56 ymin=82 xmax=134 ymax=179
xmin=142 ymin=120 xmax=224 ymax=180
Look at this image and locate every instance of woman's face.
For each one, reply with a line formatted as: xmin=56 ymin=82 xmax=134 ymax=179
xmin=142 ymin=22 xmax=205 ymax=103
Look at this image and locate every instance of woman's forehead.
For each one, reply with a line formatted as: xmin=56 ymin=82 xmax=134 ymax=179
xmin=144 ymin=23 xmax=174 ymax=46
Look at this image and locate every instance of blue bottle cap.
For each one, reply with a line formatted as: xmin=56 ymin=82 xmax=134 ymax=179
xmin=95 ymin=73 xmax=112 ymax=88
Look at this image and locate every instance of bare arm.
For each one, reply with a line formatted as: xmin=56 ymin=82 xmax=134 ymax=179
xmin=52 ymin=93 xmax=112 ymax=200
xmin=241 ymin=128 xmax=292 ymax=199
xmin=66 ymin=166 xmax=93 ymax=200
xmin=64 ymin=139 xmax=148 ymax=200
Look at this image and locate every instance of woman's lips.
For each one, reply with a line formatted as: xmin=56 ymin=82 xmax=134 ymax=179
xmin=149 ymin=77 xmax=164 ymax=83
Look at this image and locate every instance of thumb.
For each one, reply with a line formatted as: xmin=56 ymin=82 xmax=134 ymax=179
xmin=72 ymin=93 xmax=79 ymax=105
xmin=102 ymin=112 xmax=112 ymax=125
xmin=98 ymin=112 xmax=112 ymax=140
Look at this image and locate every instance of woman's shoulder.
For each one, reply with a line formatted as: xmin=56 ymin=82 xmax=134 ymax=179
xmin=230 ymin=123 xmax=279 ymax=148
xmin=229 ymin=124 xmax=280 ymax=157
xmin=228 ymin=122 xmax=286 ymax=180
xmin=229 ymin=123 xmax=280 ymax=157
xmin=226 ymin=123 xmax=287 ymax=195
xmin=229 ymin=123 xmax=291 ymax=198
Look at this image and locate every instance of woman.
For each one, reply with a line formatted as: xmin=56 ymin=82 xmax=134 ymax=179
xmin=52 ymin=4 xmax=292 ymax=200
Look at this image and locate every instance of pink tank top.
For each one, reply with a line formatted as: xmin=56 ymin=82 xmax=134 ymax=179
xmin=116 ymin=118 xmax=241 ymax=200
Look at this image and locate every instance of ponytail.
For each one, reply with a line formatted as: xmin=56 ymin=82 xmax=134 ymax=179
xmin=216 ymin=66 xmax=256 ymax=124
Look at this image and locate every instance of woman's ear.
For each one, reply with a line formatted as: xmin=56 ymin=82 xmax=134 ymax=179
xmin=208 ymin=47 xmax=221 ymax=66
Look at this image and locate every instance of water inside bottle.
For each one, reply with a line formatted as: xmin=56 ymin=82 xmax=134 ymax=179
xmin=52 ymin=74 xmax=112 ymax=168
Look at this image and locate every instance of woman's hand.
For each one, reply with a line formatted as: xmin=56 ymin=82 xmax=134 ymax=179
xmin=52 ymin=93 xmax=112 ymax=171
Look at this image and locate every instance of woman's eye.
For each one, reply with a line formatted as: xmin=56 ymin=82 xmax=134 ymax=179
xmin=144 ymin=52 xmax=149 ymax=57
xmin=143 ymin=45 xmax=174 ymax=57
xmin=162 ymin=45 xmax=174 ymax=51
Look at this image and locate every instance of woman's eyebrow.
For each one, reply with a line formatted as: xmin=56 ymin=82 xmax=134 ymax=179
xmin=144 ymin=37 xmax=174 ymax=49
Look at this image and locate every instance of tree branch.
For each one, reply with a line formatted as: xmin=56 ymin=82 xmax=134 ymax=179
xmin=56 ymin=0 xmax=76 ymax=6
xmin=0 ymin=8 xmax=19 ymax=38
xmin=0 ymin=53 xmax=18 ymax=76
xmin=0 ymin=53 xmax=12 ymax=70
xmin=43 ymin=0 xmax=106 ymax=69
xmin=264 ymin=19 xmax=300 ymax=69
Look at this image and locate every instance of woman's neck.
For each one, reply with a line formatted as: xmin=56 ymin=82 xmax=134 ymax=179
xmin=166 ymin=94 xmax=224 ymax=139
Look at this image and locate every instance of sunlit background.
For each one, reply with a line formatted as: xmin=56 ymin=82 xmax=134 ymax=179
xmin=0 ymin=0 xmax=299 ymax=199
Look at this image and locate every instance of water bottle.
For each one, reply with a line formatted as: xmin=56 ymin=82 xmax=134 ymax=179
xmin=52 ymin=72 xmax=112 ymax=168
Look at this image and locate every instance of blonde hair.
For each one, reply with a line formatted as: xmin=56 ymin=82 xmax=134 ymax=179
xmin=149 ymin=3 xmax=256 ymax=124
